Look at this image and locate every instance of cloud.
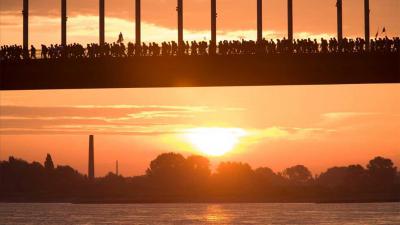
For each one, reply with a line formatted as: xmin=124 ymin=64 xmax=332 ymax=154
xmin=322 ymin=112 xmax=383 ymax=120
xmin=244 ymin=126 xmax=336 ymax=144
xmin=0 ymin=104 xmax=244 ymax=135
xmin=320 ymin=112 xmax=400 ymax=128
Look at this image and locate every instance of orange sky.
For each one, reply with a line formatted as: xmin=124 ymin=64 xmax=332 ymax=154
xmin=1 ymin=85 xmax=399 ymax=176
xmin=1 ymin=0 xmax=399 ymax=46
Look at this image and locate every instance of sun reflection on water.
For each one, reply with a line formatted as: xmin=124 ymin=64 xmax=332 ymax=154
xmin=205 ymin=205 xmax=231 ymax=224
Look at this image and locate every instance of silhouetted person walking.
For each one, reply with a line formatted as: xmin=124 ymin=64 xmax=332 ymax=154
xmin=117 ymin=32 xmax=124 ymax=44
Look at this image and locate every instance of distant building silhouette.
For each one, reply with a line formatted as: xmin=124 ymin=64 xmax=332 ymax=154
xmin=88 ymin=135 xmax=95 ymax=179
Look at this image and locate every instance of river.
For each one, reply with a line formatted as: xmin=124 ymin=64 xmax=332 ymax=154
xmin=0 ymin=202 xmax=399 ymax=224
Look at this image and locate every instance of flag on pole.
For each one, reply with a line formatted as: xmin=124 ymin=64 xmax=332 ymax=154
xmin=382 ymin=27 xmax=386 ymax=33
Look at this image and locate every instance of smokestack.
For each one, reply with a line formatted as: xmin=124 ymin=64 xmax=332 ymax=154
xmin=257 ymin=0 xmax=262 ymax=42
xmin=23 ymin=0 xmax=29 ymax=51
xmin=99 ymin=0 xmax=105 ymax=45
xmin=337 ymin=0 xmax=343 ymax=42
xmin=364 ymin=0 xmax=370 ymax=50
xmin=88 ymin=135 xmax=95 ymax=180
xmin=177 ymin=0 xmax=184 ymax=54
xmin=116 ymin=160 xmax=119 ymax=176
xmin=288 ymin=0 xmax=293 ymax=42
xmin=136 ymin=0 xmax=141 ymax=54
xmin=61 ymin=0 xmax=67 ymax=46
xmin=211 ymin=0 xmax=217 ymax=55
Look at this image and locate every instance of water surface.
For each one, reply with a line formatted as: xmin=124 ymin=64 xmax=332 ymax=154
xmin=0 ymin=203 xmax=399 ymax=225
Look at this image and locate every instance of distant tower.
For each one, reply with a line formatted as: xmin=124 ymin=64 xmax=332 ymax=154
xmin=88 ymin=135 xmax=95 ymax=179
xmin=116 ymin=160 xmax=119 ymax=176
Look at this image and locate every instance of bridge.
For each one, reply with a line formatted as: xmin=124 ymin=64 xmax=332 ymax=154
xmin=1 ymin=53 xmax=399 ymax=90
xmin=1 ymin=0 xmax=399 ymax=90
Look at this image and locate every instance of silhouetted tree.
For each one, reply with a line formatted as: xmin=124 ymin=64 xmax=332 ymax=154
xmin=318 ymin=166 xmax=348 ymax=188
xmin=44 ymin=154 xmax=54 ymax=170
xmin=185 ymin=155 xmax=211 ymax=185
xmin=214 ymin=162 xmax=255 ymax=194
xmin=216 ymin=162 xmax=254 ymax=180
xmin=186 ymin=155 xmax=211 ymax=179
xmin=282 ymin=165 xmax=313 ymax=184
xmin=317 ymin=164 xmax=367 ymax=192
xmin=255 ymin=167 xmax=284 ymax=186
xmin=1 ymin=154 xmax=399 ymax=203
xmin=146 ymin=152 xmax=186 ymax=178
xmin=367 ymin=156 xmax=397 ymax=189
xmin=146 ymin=152 xmax=189 ymax=190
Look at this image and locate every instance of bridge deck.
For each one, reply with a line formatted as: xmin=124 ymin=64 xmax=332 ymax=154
xmin=1 ymin=54 xmax=399 ymax=90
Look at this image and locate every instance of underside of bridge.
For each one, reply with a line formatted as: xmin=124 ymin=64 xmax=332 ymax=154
xmin=1 ymin=54 xmax=399 ymax=91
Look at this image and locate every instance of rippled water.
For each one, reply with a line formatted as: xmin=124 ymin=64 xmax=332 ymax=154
xmin=0 ymin=203 xmax=399 ymax=225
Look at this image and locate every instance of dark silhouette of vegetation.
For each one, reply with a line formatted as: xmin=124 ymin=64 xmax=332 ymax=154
xmin=0 ymin=153 xmax=399 ymax=203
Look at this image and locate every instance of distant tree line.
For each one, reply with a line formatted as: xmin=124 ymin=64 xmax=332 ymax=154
xmin=0 ymin=153 xmax=399 ymax=203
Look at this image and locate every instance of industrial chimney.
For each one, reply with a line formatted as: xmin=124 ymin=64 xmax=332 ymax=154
xmin=88 ymin=135 xmax=95 ymax=180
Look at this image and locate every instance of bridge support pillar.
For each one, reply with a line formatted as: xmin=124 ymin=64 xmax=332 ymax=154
xmin=287 ymin=0 xmax=293 ymax=42
xmin=177 ymin=0 xmax=183 ymax=55
xmin=99 ymin=0 xmax=105 ymax=45
xmin=61 ymin=0 xmax=67 ymax=46
xmin=136 ymin=0 xmax=141 ymax=55
xmin=364 ymin=0 xmax=370 ymax=50
xmin=336 ymin=0 xmax=343 ymax=42
xmin=211 ymin=0 xmax=217 ymax=55
xmin=23 ymin=0 xmax=29 ymax=52
xmin=257 ymin=0 xmax=262 ymax=42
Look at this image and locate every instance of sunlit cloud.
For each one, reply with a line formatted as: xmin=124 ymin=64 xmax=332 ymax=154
xmin=322 ymin=112 xmax=383 ymax=121
xmin=245 ymin=126 xmax=336 ymax=144
xmin=0 ymin=104 xmax=245 ymax=135
xmin=320 ymin=112 xmax=400 ymax=129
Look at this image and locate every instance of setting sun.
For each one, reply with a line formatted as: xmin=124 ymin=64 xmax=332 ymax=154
xmin=183 ymin=128 xmax=247 ymax=156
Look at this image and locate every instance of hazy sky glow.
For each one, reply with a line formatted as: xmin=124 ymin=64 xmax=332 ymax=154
xmin=1 ymin=85 xmax=399 ymax=176
xmin=0 ymin=0 xmax=399 ymax=46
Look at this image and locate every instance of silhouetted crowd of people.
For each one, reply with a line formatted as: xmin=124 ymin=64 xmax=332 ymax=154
xmin=1 ymin=37 xmax=399 ymax=61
